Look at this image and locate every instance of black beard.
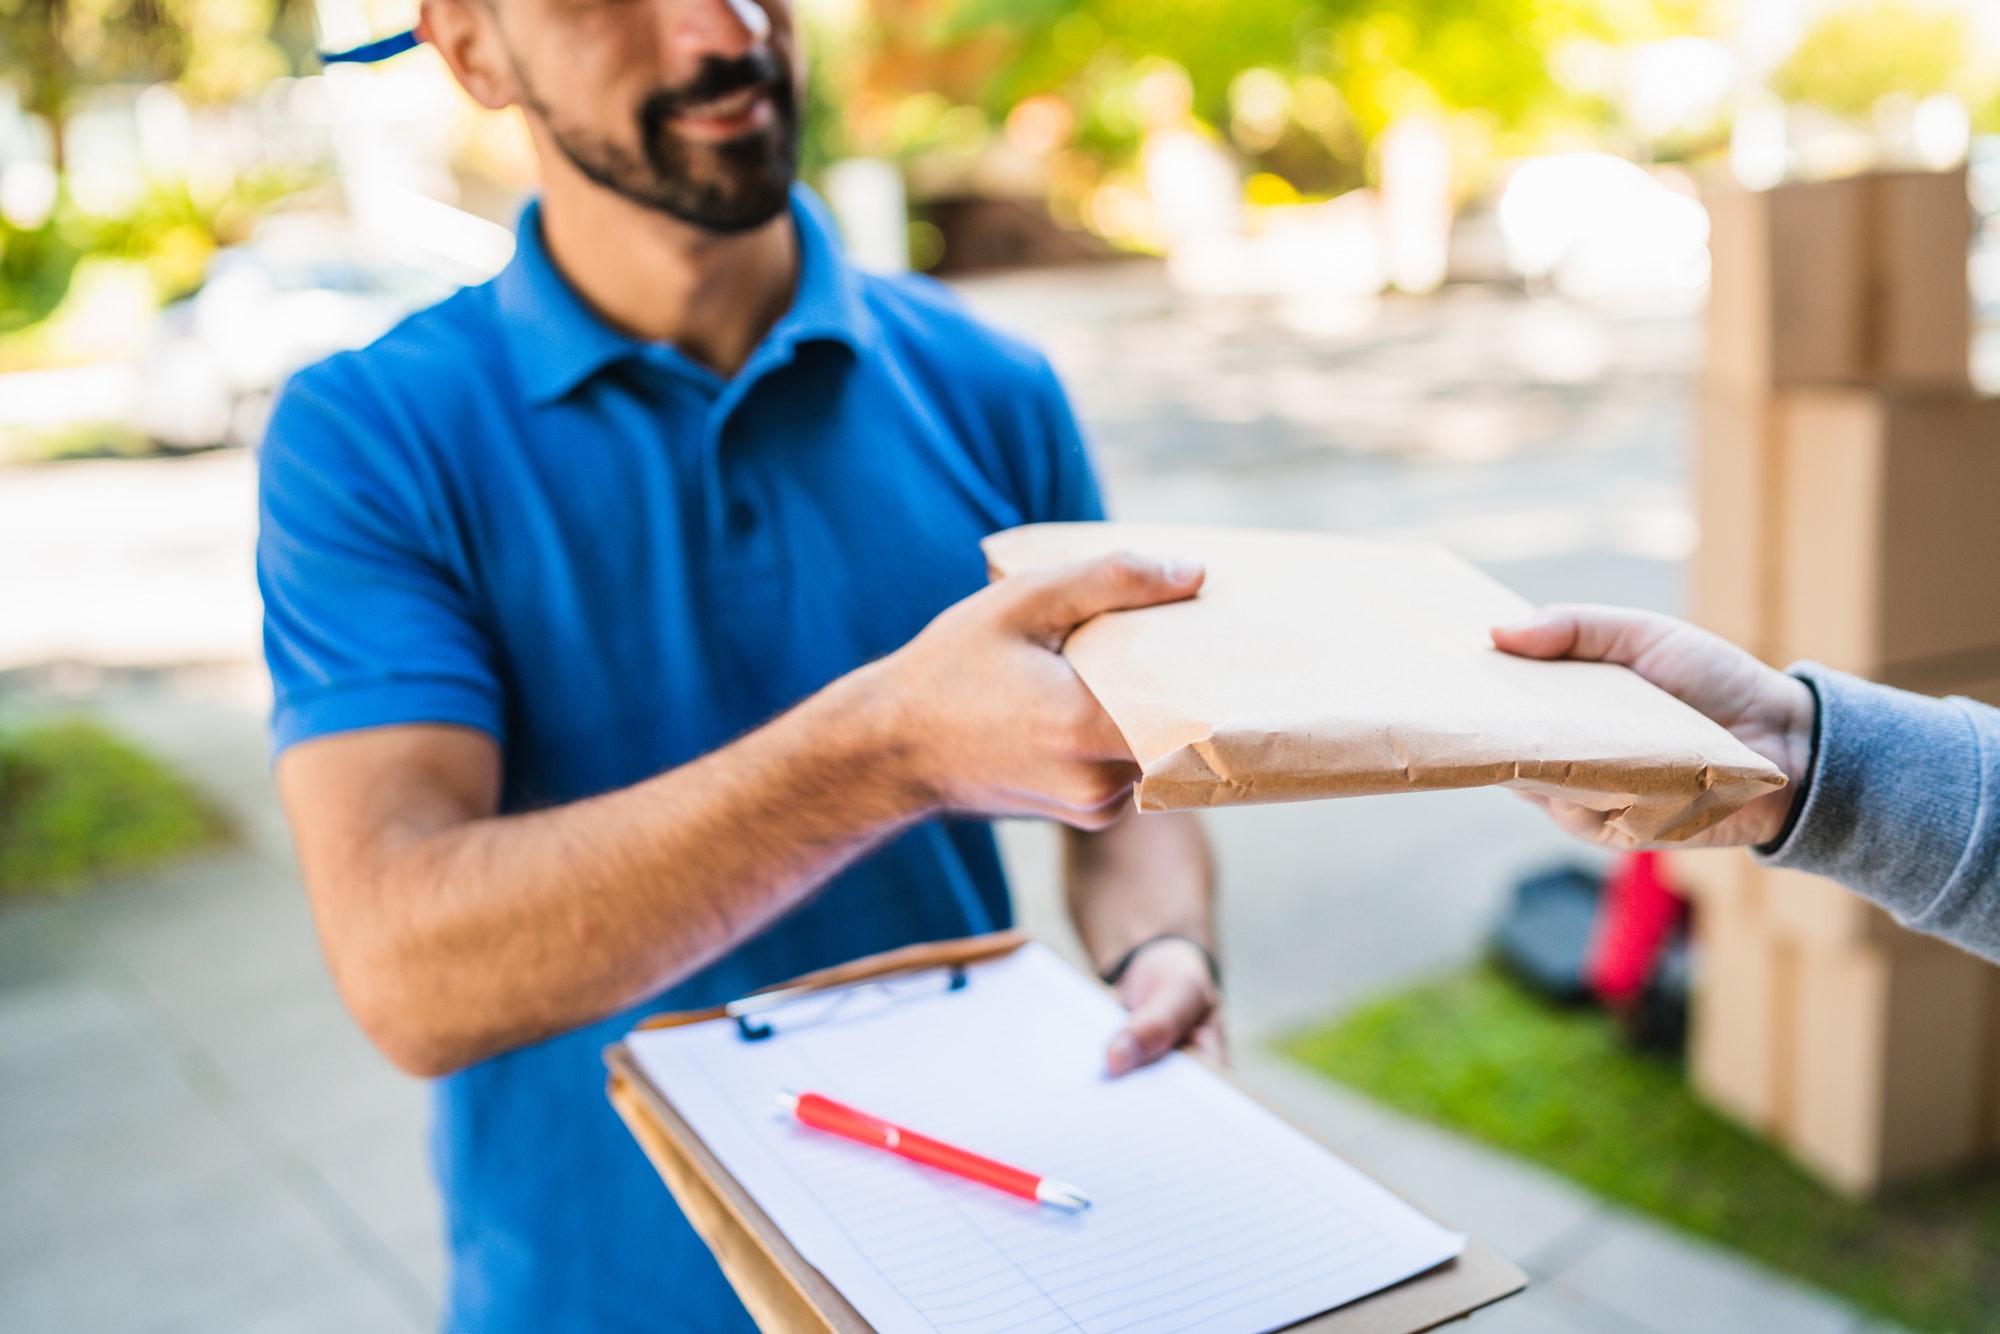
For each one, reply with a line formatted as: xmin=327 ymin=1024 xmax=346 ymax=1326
xmin=520 ymin=49 xmax=799 ymax=234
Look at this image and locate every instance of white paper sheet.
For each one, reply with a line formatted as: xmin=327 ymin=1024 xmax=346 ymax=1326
xmin=627 ymin=945 xmax=1463 ymax=1334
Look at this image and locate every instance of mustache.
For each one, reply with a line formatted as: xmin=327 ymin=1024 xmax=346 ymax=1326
xmin=639 ymin=48 xmax=790 ymax=125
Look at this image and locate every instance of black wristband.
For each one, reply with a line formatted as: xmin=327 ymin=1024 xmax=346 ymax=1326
xmin=1099 ymin=933 xmax=1221 ymax=989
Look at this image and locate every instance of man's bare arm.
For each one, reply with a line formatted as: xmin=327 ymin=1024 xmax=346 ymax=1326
xmin=279 ymin=554 xmax=1201 ymax=1078
xmin=1063 ymin=811 xmax=1220 ymax=1074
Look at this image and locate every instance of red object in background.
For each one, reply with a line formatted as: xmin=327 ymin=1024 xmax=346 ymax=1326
xmin=1586 ymin=851 xmax=1685 ymax=1004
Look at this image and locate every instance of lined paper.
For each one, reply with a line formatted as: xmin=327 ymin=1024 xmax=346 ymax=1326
xmin=628 ymin=944 xmax=1463 ymax=1334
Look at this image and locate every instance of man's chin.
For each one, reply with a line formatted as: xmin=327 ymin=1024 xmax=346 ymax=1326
xmin=657 ymin=175 xmax=795 ymax=234
xmin=637 ymin=139 xmax=796 ymax=233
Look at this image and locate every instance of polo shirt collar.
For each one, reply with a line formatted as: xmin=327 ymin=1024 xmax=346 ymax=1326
xmin=495 ymin=183 xmax=874 ymax=407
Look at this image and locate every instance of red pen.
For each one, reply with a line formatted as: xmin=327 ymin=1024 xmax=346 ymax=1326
xmin=778 ymin=1091 xmax=1091 ymax=1211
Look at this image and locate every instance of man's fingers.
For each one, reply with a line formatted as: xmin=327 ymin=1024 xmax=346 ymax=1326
xmin=1186 ymin=1017 xmax=1228 ymax=1066
xmin=1004 ymin=552 xmax=1204 ymax=645
xmin=1491 ymin=603 xmax=1680 ymax=669
xmin=1106 ymin=976 xmax=1214 ymax=1077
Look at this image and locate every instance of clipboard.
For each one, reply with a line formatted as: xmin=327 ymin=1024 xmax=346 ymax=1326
xmin=606 ymin=930 xmax=1525 ymax=1334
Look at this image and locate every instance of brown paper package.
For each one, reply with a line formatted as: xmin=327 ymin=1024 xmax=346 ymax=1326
xmin=982 ymin=522 xmax=1786 ymax=844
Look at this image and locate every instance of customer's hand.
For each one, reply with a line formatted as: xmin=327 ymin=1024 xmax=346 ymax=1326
xmin=869 ymin=552 xmax=1203 ymax=829
xmin=1491 ymin=604 xmax=1817 ymax=848
xmin=1105 ymin=936 xmax=1224 ymax=1076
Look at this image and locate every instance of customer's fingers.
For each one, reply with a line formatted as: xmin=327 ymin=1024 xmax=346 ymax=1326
xmin=1512 ymin=789 xmax=1618 ymax=842
xmin=1491 ymin=603 xmax=1680 ymax=668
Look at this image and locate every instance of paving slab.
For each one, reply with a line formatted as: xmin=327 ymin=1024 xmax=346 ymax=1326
xmin=1321 ymin=1111 xmax=1606 ymax=1272
xmin=1546 ymin=1209 xmax=1874 ymax=1334
xmin=1458 ymin=1283 xmax=1656 ymax=1334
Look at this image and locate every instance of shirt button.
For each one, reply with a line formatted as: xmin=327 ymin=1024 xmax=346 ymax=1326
xmin=727 ymin=500 xmax=758 ymax=534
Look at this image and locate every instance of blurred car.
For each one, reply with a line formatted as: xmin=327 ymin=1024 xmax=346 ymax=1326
xmin=137 ymin=222 xmax=463 ymax=450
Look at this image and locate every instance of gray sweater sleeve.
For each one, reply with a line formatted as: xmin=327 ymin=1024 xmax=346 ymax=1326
xmin=1755 ymin=663 xmax=2000 ymax=960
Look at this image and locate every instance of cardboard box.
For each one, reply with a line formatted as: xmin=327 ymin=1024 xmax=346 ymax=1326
xmin=1689 ymin=869 xmax=1790 ymax=1132
xmin=1786 ymin=929 xmax=1994 ymax=1194
xmin=1662 ymin=846 xmax=1752 ymax=907
xmin=1763 ymin=865 xmax=1897 ymax=950
xmin=1771 ymin=388 xmax=2000 ymax=675
xmin=1685 ymin=853 xmax=2000 ymax=1193
xmin=1685 ymin=165 xmax=2000 ymax=1195
xmin=1870 ymin=169 xmax=1977 ymax=385
xmin=1688 ymin=389 xmax=1779 ymax=658
xmin=1704 ymin=181 xmax=1865 ymax=390
xmin=1881 ymin=660 xmax=2000 ymax=709
xmin=1703 ymin=170 xmax=1971 ymax=394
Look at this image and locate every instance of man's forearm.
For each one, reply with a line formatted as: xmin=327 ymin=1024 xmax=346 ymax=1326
xmin=1063 ymin=811 xmax=1214 ymax=969
xmin=1066 ymin=810 xmax=1221 ymax=1073
xmin=298 ymin=669 xmax=928 ymax=1076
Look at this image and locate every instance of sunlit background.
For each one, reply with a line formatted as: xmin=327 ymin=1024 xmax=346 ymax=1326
xmin=0 ymin=0 xmax=1997 ymax=457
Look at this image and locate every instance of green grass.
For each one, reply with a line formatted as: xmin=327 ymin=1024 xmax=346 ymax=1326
xmin=1283 ymin=964 xmax=2000 ymax=1333
xmin=0 ymin=719 xmax=228 ymax=895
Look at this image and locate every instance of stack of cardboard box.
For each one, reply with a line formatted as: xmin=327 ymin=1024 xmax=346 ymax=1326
xmin=1677 ymin=166 xmax=2000 ymax=1196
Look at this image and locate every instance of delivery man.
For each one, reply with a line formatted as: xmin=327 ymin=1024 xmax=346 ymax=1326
xmin=257 ymin=0 xmax=1221 ymax=1327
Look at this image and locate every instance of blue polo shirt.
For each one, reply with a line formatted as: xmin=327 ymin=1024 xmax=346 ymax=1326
xmin=257 ymin=187 xmax=1102 ymax=1333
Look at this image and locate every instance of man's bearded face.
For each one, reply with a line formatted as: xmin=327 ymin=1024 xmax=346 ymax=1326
xmin=518 ymin=38 xmax=799 ymax=233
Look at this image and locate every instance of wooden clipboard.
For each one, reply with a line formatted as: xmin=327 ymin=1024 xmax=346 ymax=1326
xmin=605 ymin=931 xmax=1525 ymax=1334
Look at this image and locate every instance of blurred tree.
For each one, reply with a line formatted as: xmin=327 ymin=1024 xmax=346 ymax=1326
xmin=173 ymin=0 xmax=298 ymax=105
xmin=813 ymin=0 xmax=1710 ymax=205
xmin=1770 ymin=1 xmax=1968 ymax=120
xmin=0 ymin=0 xmax=312 ymax=159
xmin=935 ymin=0 xmax=1633 ymax=139
xmin=0 ymin=214 xmax=82 ymax=331
xmin=0 ymin=0 xmax=184 ymax=161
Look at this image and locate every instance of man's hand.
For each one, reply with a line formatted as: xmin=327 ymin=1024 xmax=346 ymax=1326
xmin=1105 ymin=935 xmax=1224 ymax=1076
xmin=1492 ymin=604 xmax=1817 ymax=848
xmin=870 ymin=552 xmax=1204 ymax=829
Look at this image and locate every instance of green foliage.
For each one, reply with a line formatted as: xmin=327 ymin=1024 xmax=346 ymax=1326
xmin=940 ymin=0 xmax=1612 ymax=141
xmin=0 ymin=215 xmax=84 ymax=334
xmin=1771 ymin=1 xmax=1970 ymax=120
xmin=83 ymin=165 xmax=315 ymax=297
xmin=0 ymin=165 xmax=318 ymax=349
xmin=1284 ymin=964 xmax=2000 ymax=1333
xmin=0 ymin=718 xmax=227 ymax=894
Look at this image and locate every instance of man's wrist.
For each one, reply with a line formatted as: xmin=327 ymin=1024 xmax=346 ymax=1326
xmin=1099 ymin=933 xmax=1221 ymax=989
xmin=809 ymin=661 xmax=938 ymax=825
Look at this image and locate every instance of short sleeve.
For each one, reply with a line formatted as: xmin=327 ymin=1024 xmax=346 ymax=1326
xmin=1028 ymin=355 xmax=1106 ymax=525
xmin=258 ymin=365 xmax=504 ymax=756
